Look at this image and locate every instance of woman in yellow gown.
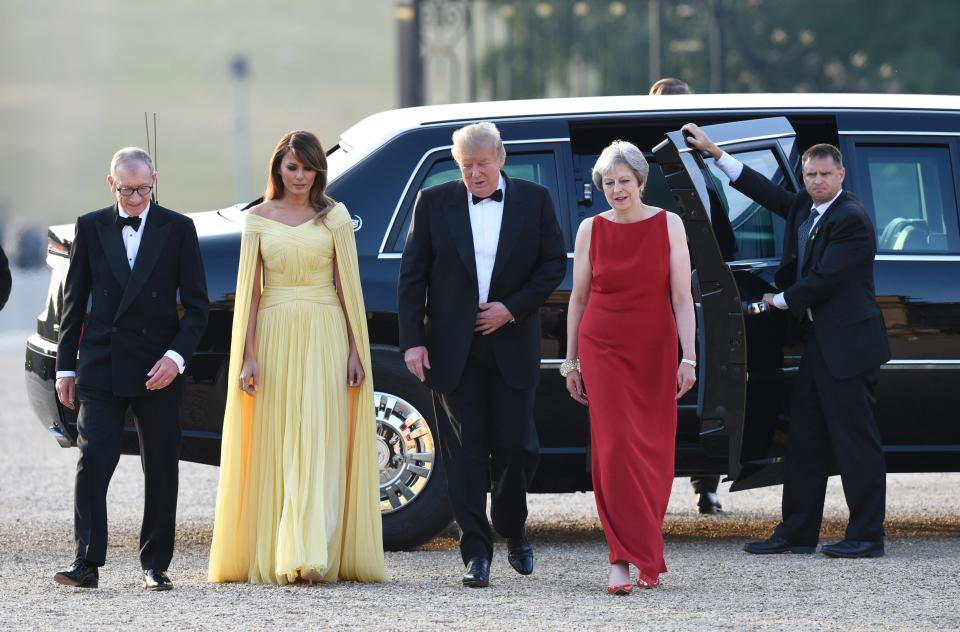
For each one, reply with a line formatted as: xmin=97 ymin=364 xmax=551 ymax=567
xmin=208 ymin=131 xmax=388 ymax=584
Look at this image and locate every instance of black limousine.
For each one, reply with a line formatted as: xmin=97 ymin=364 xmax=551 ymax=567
xmin=25 ymin=94 xmax=960 ymax=549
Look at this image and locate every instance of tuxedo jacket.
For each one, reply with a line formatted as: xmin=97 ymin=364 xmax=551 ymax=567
xmin=732 ymin=166 xmax=890 ymax=379
xmin=57 ymin=204 xmax=209 ymax=397
xmin=398 ymin=173 xmax=566 ymax=394
xmin=0 ymin=245 xmax=10 ymax=311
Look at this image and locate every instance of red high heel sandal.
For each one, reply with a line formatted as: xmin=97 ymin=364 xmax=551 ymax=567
xmin=636 ymin=576 xmax=660 ymax=589
xmin=607 ymin=583 xmax=634 ymax=596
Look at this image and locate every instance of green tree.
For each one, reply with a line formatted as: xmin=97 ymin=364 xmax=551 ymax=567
xmin=473 ymin=0 xmax=960 ymax=96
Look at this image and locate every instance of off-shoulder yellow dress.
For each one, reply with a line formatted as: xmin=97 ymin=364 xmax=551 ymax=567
xmin=208 ymin=203 xmax=388 ymax=584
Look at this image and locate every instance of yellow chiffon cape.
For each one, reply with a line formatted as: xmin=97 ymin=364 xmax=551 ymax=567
xmin=207 ymin=203 xmax=388 ymax=583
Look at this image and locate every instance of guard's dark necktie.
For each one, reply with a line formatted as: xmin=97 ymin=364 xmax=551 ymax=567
xmin=796 ymin=208 xmax=819 ymax=280
xmin=116 ymin=214 xmax=142 ymax=232
xmin=472 ymin=189 xmax=503 ymax=205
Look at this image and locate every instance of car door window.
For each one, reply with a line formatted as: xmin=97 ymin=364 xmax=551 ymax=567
xmin=389 ymin=151 xmax=560 ymax=253
xmin=702 ymin=149 xmax=789 ymax=260
xmin=854 ymin=145 xmax=960 ymax=253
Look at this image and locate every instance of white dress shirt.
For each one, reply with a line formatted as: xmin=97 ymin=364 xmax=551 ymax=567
xmin=56 ymin=202 xmax=185 ymax=379
xmin=467 ymin=175 xmax=506 ymax=305
xmin=714 ymin=152 xmax=840 ymax=317
xmin=119 ymin=203 xmax=150 ymax=270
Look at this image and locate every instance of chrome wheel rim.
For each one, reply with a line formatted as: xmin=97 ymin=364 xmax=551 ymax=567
xmin=374 ymin=391 xmax=437 ymax=514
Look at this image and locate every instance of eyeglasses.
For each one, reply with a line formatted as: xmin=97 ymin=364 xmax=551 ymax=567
xmin=115 ymin=184 xmax=154 ymax=198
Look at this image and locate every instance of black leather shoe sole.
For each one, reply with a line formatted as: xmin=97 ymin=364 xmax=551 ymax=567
xmin=462 ymin=576 xmax=489 ymax=588
xmin=821 ymin=547 xmax=885 ymax=559
xmin=144 ymin=581 xmax=173 ymax=591
xmin=743 ymin=543 xmax=816 ymax=555
xmin=54 ymin=573 xmax=98 ymax=588
xmin=507 ymin=555 xmax=534 ymax=575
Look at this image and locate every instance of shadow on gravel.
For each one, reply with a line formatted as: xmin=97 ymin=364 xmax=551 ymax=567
xmin=370 ymin=515 xmax=960 ymax=552
xmin=11 ymin=515 xmax=957 ymax=558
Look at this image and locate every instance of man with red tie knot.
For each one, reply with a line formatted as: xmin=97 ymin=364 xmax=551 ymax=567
xmin=398 ymin=122 xmax=566 ymax=587
xmin=53 ymin=147 xmax=208 ymax=590
xmin=683 ymin=123 xmax=890 ymax=560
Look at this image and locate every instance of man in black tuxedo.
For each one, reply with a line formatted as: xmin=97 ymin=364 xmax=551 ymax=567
xmin=684 ymin=124 xmax=890 ymax=558
xmin=0 ymin=245 xmax=10 ymax=311
xmin=398 ymin=122 xmax=565 ymax=587
xmin=54 ymin=148 xmax=208 ymax=589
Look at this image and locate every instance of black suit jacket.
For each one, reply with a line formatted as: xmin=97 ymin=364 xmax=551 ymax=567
xmin=732 ymin=166 xmax=890 ymax=379
xmin=0 ymin=245 xmax=10 ymax=312
xmin=57 ymin=204 xmax=209 ymax=397
xmin=398 ymin=173 xmax=566 ymax=394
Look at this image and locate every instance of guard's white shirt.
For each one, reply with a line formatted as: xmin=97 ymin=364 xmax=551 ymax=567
xmin=56 ymin=201 xmax=185 ymax=379
xmin=467 ymin=175 xmax=506 ymax=305
xmin=714 ymin=152 xmax=840 ymax=318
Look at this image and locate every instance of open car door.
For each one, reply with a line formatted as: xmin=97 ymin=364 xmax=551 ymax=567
xmin=654 ymin=117 xmax=801 ymax=490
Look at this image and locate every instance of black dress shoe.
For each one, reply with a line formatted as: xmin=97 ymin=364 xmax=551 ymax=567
xmin=821 ymin=539 xmax=884 ymax=558
xmin=697 ymin=492 xmax=724 ymax=515
xmin=743 ymin=536 xmax=816 ymax=555
xmin=507 ymin=537 xmax=534 ymax=575
xmin=54 ymin=559 xmax=99 ymax=588
xmin=143 ymin=569 xmax=173 ymax=591
xmin=462 ymin=558 xmax=490 ymax=588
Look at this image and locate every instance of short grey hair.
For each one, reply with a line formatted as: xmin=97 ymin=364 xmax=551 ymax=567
xmin=451 ymin=121 xmax=505 ymax=162
xmin=592 ymin=140 xmax=650 ymax=189
xmin=110 ymin=147 xmax=155 ymax=176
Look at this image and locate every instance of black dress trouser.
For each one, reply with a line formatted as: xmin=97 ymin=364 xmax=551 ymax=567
xmin=774 ymin=330 xmax=886 ymax=545
xmin=690 ymin=475 xmax=720 ymax=495
xmin=74 ymin=380 xmax=183 ymax=570
xmin=433 ymin=333 xmax=540 ymax=565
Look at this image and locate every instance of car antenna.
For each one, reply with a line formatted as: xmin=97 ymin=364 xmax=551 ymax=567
xmin=144 ymin=112 xmax=159 ymax=204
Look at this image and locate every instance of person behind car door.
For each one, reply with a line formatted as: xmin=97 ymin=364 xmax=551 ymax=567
xmin=53 ymin=147 xmax=209 ymax=590
xmin=0 ymin=245 xmax=11 ymax=312
xmin=649 ymin=77 xmax=725 ymax=515
xmin=683 ymin=124 xmax=890 ymax=559
xmin=398 ymin=121 xmax=566 ymax=588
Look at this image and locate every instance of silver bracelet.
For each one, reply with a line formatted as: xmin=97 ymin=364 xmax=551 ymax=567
xmin=680 ymin=358 xmax=697 ymax=368
xmin=559 ymin=358 xmax=580 ymax=377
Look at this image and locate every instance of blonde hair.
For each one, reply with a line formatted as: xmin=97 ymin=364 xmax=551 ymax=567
xmin=451 ymin=121 xmax=505 ymax=162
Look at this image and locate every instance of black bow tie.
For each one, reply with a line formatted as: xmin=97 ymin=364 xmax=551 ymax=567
xmin=116 ymin=214 xmax=142 ymax=231
xmin=472 ymin=189 xmax=503 ymax=205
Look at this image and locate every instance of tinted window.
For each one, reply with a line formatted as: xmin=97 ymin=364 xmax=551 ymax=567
xmin=855 ymin=145 xmax=960 ymax=253
xmin=704 ymin=149 xmax=789 ymax=260
xmin=390 ymin=151 xmax=560 ymax=253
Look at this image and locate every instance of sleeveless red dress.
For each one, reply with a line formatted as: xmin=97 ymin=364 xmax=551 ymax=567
xmin=578 ymin=211 xmax=677 ymax=584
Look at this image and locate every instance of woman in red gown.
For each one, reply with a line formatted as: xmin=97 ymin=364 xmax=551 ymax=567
xmin=562 ymin=140 xmax=697 ymax=594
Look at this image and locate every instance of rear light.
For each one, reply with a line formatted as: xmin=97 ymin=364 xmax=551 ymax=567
xmin=48 ymin=238 xmax=69 ymax=258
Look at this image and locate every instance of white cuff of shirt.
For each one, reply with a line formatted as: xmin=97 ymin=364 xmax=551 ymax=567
xmin=773 ymin=292 xmax=788 ymax=310
xmin=164 ymin=350 xmax=186 ymax=374
xmin=57 ymin=351 xmax=185 ymax=379
xmin=715 ymin=151 xmax=744 ymax=182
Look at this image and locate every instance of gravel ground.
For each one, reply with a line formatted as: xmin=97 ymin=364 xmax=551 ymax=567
xmin=1 ymin=330 xmax=958 ymax=631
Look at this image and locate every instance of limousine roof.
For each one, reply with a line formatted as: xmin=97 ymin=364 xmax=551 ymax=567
xmin=337 ymin=92 xmax=960 ymax=156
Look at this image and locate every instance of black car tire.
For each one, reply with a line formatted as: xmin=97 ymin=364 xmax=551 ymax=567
xmin=371 ymin=345 xmax=453 ymax=551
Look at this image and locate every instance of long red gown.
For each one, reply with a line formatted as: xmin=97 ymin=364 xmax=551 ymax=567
xmin=578 ymin=210 xmax=677 ymax=584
